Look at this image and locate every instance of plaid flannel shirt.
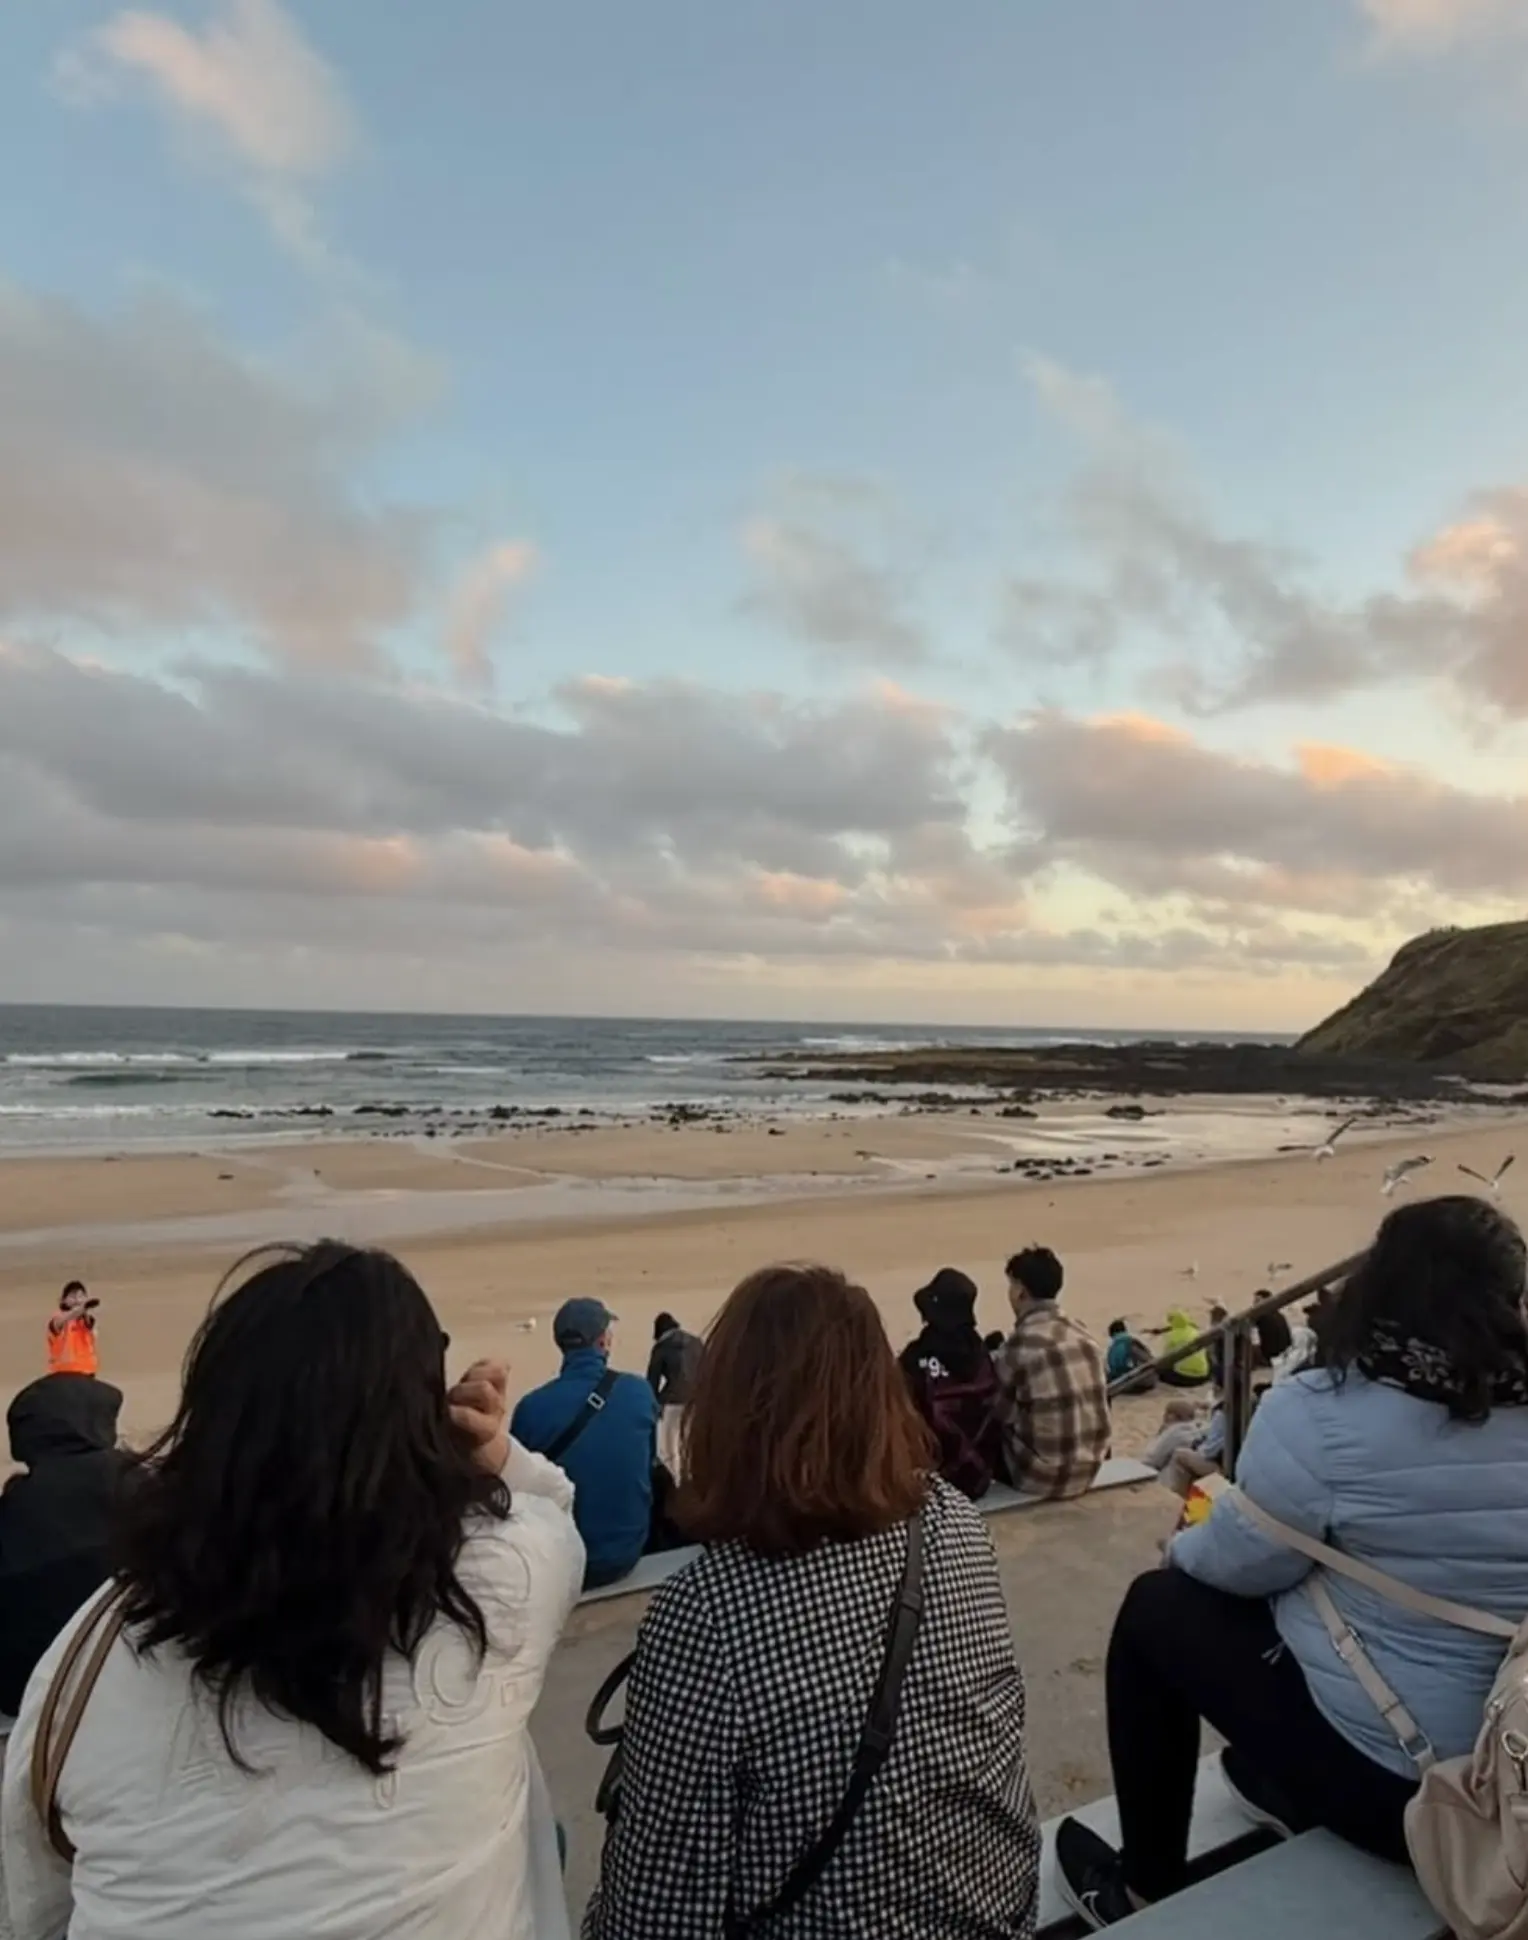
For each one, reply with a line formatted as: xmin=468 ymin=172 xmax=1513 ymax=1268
xmin=993 ymin=1303 xmax=1111 ymax=1500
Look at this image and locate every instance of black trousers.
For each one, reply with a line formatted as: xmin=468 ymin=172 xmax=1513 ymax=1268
xmin=1107 ymin=1567 xmax=1418 ymax=1903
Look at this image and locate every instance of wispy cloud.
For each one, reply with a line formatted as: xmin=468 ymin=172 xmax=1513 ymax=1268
xmin=59 ymin=0 xmax=356 ymax=271
xmin=740 ymin=475 xmax=928 ymax=669
xmin=1004 ymin=350 xmax=1528 ymax=719
xmin=444 ymin=541 xmax=538 ymax=689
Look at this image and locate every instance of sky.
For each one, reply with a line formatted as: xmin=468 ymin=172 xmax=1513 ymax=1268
xmin=2 ymin=0 xmax=1528 ymax=1028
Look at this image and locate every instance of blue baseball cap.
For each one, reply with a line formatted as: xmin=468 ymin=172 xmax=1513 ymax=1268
xmin=553 ymin=1297 xmax=617 ymax=1350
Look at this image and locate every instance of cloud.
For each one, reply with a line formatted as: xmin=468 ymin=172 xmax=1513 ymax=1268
xmin=1360 ymin=0 xmax=1528 ymax=54
xmin=4 ymin=646 xmax=1512 ymax=1012
xmin=0 ymin=647 xmax=969 ymax=910
xmin=444 ymin=541 xmax=538 ymax=688
xmin=0 ymin=284 xmax=429 ymax=666
xmin=61 ymin=0 xmax=356 ymax=270
xmin=5 ymin=645 xmax=1319 ymax=1008
xmin=70 ymin=0 xmax=354 ymax=174
xmin=1005 ymin=352 xmax=1527 ymax=717
xmin=1402 ymin=488 xmax=1528 ymax=714
xmin=985 ymin=709 xmax=1528 ymax=915
xmin=741 ymin=477 xmax=927 ymax=667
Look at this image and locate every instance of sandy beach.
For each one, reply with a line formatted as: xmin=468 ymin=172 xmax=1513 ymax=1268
xmin=1 ymin=1101 xmax=1522 ymax=1448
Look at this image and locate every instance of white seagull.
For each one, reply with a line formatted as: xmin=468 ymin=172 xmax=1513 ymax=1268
xmin=1381 ymin=1155 xmax=1433 ymax=1198
xmin=511 ymin=1317 xmax=539 ymax=1334
xmin=1266 ymin=1260 xmax=1294 ymax=1281
xmin=1313 ymin=1117 xmax=1358 ymax=1161
xmin=1458 ymin=1155 xmax=1516 ymax=1196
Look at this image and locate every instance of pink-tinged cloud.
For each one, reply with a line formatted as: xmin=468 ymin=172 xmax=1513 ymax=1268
xmin=1410 ymin=513 xmax=1519 ymax=589
xmin=1295 ymin=744 xmax=1397 ymax=788
xmin=1360 ymin=0 xmax=1528 ymax=53
xmin=71 ymin=0 xmax=355 ymax=178
xmin=444 ymin=541 xmax=538 ymax=688
xmin=985 ymin=709 xmax=1528 ymax=912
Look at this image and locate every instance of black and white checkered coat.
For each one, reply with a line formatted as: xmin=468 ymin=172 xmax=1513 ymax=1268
xmin=582 ymin=1477 xmax=1039 ymax=1939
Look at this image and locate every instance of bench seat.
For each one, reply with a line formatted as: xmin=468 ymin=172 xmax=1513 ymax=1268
xmin=1078 ymin=1829 xmax=1442 ymax=1938
xmin=578 ymin=1456 xmax=1158 ymax=1606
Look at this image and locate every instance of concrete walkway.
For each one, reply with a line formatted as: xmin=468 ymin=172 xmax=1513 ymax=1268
xmin=533 ymin=1478 xmax=1173 ymax=1922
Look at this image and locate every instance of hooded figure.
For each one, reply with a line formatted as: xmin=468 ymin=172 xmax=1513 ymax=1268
xmin=899 ymin=1269 xmax=1003 ymax=1499
xmin=1159 ymin=1309 xmax=1211 ymax=1387
xmin=0 ymin=1373 xmax=128 ymax=1712
xmin=901 ymin=1269 xmax=989 ymax=1382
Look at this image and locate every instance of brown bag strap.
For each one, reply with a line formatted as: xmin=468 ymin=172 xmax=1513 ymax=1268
xmin=30 ymin=1584 xmax=129 ymax=1864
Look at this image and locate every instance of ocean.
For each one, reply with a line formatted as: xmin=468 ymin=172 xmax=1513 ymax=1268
xmin=0 ymin=1006 xmax=1269 ymax=1152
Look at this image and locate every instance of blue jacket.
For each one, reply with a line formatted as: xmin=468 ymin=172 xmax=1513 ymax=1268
xmin=511 ymin=1349 xmax=657 ymax=1585
xmin=1172 ymin=1369 xmax=1528 ymax=1776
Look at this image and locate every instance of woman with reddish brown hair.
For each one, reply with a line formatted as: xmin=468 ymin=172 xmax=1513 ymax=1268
xmin=584 ymin=1263 xmax=1040 ymax=1940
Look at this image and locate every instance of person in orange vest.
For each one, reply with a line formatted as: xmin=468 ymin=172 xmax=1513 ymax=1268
xmin=47 ymin=1280 xmax=100 ymax=1377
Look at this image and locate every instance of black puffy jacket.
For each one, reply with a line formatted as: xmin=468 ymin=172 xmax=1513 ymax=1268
xmin=0 ymin=1373 xmax=129 ymax=1712
xmin=646 ymin=1326 xmax=704 ymax=1407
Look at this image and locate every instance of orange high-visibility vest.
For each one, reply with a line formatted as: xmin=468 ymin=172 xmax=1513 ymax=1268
xmin=47 ymin=1313 xmax=98 ymax=1377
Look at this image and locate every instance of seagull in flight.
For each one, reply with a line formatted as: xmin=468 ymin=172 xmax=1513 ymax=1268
xmin=1381 ymin=1155 xmax=1433 ymax=1198
xmin=1266 ymin=1261 xmax=1294 ymax=1281
xmin=1313 ymin=1117 xmax=1358 ymax=1161
xmin=1458 ymin=1155 xmax=1516 ymax=1196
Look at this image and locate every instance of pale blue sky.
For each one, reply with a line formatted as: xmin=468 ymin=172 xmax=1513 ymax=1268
xmin=1 ymin=0 xmax=1525 ymax=1023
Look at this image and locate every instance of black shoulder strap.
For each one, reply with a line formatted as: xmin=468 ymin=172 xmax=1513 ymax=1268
xmin=729 ymin=1504 xmax=927 ymax=1937
xmin=544 ymin=1368 xmax=618 ymax=1463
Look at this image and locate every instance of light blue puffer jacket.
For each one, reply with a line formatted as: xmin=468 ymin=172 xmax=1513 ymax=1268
xmin=1171 ymin=1369 xmax=1528 ymax=1777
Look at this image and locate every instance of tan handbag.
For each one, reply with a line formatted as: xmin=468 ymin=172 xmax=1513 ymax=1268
xmin=1214 ymin=1481 xmax=1528 ymax=1940
xmin=29 ymin=1586 xmax=129 ymax=1864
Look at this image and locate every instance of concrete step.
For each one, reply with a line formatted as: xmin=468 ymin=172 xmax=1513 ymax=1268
xmin=1037 ymin=1752 xmax=1252 ymax=1933
xmin=1098 ymin=1830 xmax=1442 ymax=1938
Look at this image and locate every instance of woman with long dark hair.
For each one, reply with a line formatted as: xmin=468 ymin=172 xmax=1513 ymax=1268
xmin=1056 ymin=1196 xmax=1528 ymax=1927
xmin=1 ymin=1241 xmax=585 ymax=1940
xmin=584 ymin=1262 xmax=1040 ymax=1939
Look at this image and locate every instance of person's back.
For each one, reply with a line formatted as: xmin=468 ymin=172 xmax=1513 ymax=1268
xmin=1159 ymin=1308 xmax=1210 ymax=1384
xmin=1104 ymin=1321 xmax=1155 ymax=1389
xmin=646 ymin=1319 xmax=703 ymax=1408
xmin=993 ymin=1247 xmax=1110 ymax=1501
xmin=0 ymin=1374 xmax=127 ymax=1712
xmin=1 ymin=1242 xmax=585 ymax=1940
xmin=585 ymin=1263 xmax=1039 ymax=1940
xmin=6 ymin=1467 xmax=580 ymax=1939
xmin=595 ymin=1480 xmax=1035 ymax=1935
xmin=899 ymin=1268 xmax=1004 ymax=1501
xmin=1177 ymin=1366 xmax=1528 ymax=1771
xmin=511 ymin=1299 xmax=657 ymax=1587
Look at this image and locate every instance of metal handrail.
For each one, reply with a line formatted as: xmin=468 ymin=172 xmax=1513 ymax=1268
xmin=1107 ymin=1248 xmax=1369 ymax=1475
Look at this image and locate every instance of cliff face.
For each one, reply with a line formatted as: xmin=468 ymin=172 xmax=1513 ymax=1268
xmin=1298 ymin=922 xmax=1528 ymax=1080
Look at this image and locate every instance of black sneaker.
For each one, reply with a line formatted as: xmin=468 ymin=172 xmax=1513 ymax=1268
xmin=1054 ymin=1818 xmax=1142 ymax=1930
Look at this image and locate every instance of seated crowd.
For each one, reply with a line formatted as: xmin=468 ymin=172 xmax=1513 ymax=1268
xmin=0 ymin=1194 xmax=1523 ymax=1938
